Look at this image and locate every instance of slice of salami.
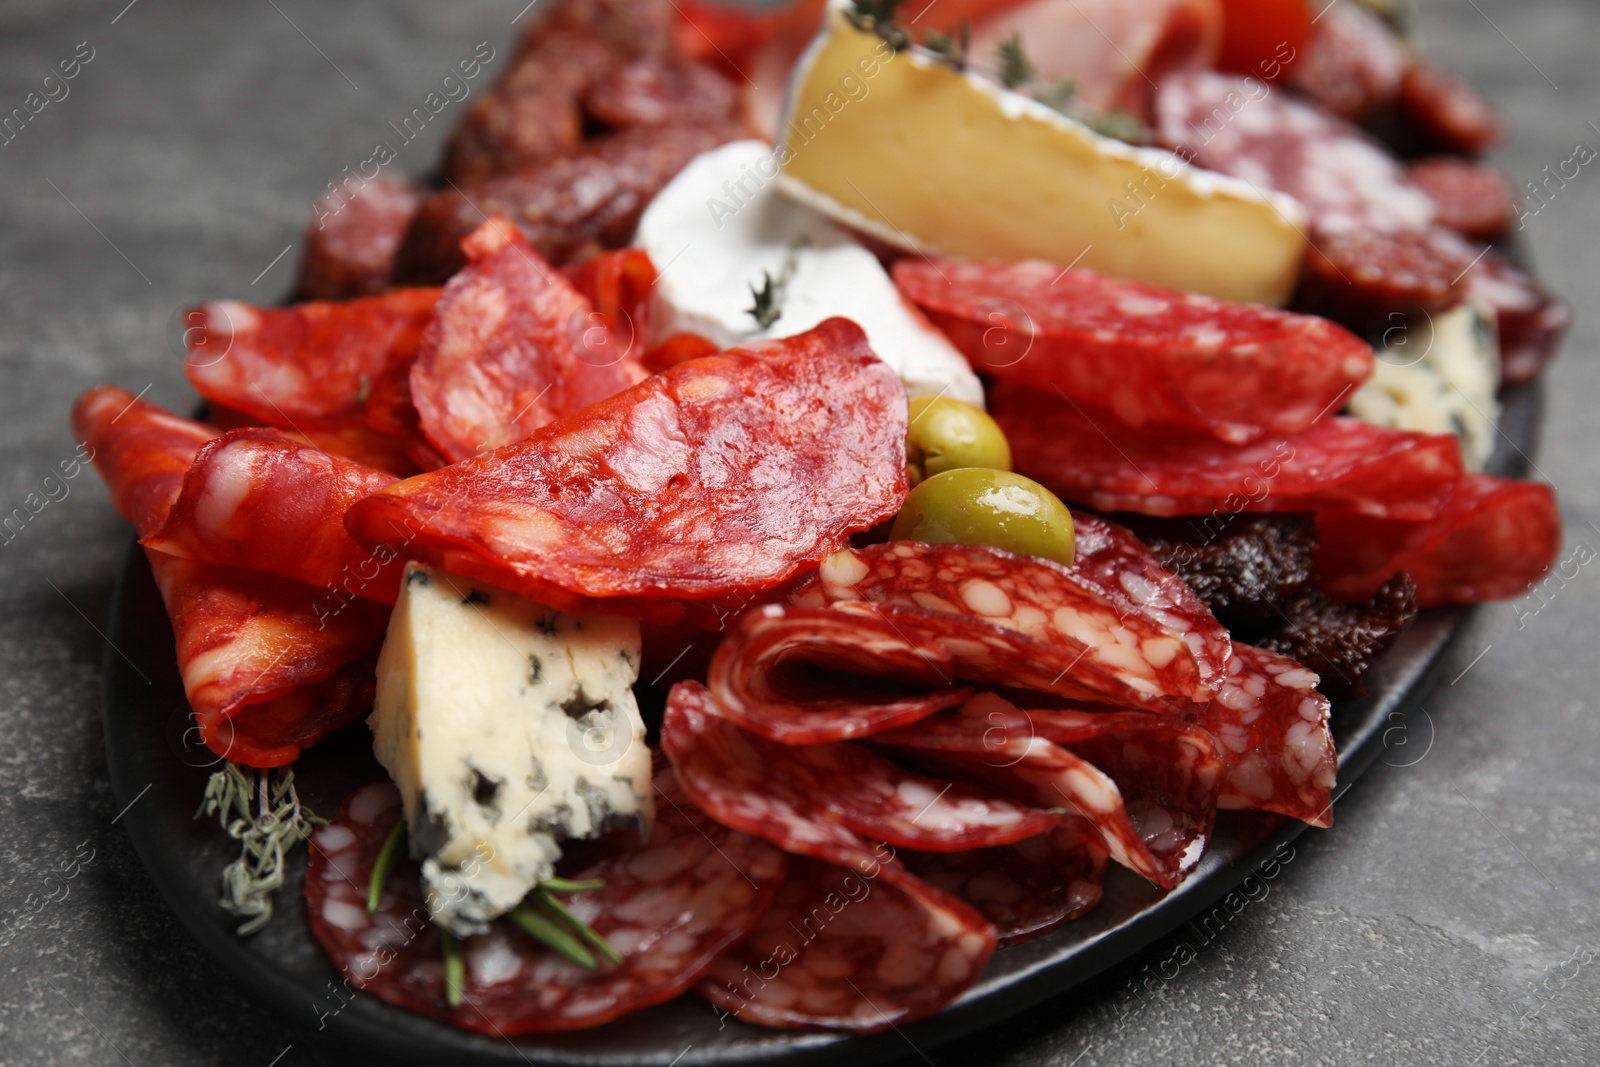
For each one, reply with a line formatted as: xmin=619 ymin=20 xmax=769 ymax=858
xmin=892 ymin=258 xmax=1373 ymax=444
xmin=306 ymin=762 xmax=790 ymax=1034
xmin=1467 ymin=250 xmax=1571 ymax=386
xmin=72 ymin=387 xmax=220 ymax=536
xmin=182 ymin=288 xmax=440 ymax=429
xmin=664 ymin=683 xmax=998 ymax=1033
xmin=991 ymin=383 xmax=1465 ymax=521
xmin=1154 ymin=70 xmax=1435 ymax=235
xmin=900 ymin=824 xmax=1107 ymax=944
xmin=145 ymin=428 xmax=403 ymax=605
xmin=1406 ymin=158 xmax=1515 ymax=242
xmin=297 ymin=172 xmax=423 ymax=301
xmin=1294 ymin=227 xmax=1475 ymax=328
xmin=560 ymin=247 xmax=657 ymax=360
xmin=1399 ymin=60 xmax=1502 ymax=156
xmin=1286 ymin=1 xmax=1405 ymax=121
xmin=707 ymin=603 xmax=972 ymax=745
xmin=347 ymin=318 xmax=908 ymax=623
xmin=409 ymin=218 xmax=648 ymax=463
xmin=1315 ymin=474 xmax=1562 ymax=607
xmin=1181 ymin=644 xmax=1337 ymax=827
xmin=582 ymin=55 xmax=739 ymax=130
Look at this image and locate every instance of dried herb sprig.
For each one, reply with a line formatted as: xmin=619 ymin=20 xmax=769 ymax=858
xmin=922 ymin=18 xmax=971 ymax=71
xmin=844 ymin=0 xmax=912 ymax=51
xmin=991 ymin=35 xmax=1150 ymax=144
xmin=197 ymin=762 xmax=326 ymax=936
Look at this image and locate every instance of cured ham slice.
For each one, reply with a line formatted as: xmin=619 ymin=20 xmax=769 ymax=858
xmin=991 ymin=383 xmax=1465 ymax=521
xmin=145 ymin=428 xmax=403 ymax=605
xmin=305 ymin=764 xmax=789 ymax=1033
xmin=893 ymin=257 xmax=1373 ymax=443
xmin=663 ymin=682 xmax=998 ymax=1032
xmin=346 ymin=318 xmax=908 ymax=623
xmin=408 ymin=219 xmax=648 ymax=463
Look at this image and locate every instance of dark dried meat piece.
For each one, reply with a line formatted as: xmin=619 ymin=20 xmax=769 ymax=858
xmin=583 ymin=55 xmax=739 ymax=130
xmin=1287 ymin=1 xmax=1406 ymax=121
xmin=1406 ymin=157 xmax=1515 ymax=242
xmin=297 ymin=173 xmax=422 ymax=300
xmin=1399 ymin=60 xmax=1502 ymax=156
xmin=1467 ymin=249 xmax=1571 ymax=386
xmin=1258 ymin=573 xmax=1418 ymax=701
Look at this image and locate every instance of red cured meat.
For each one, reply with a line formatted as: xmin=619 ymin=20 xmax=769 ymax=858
xmin=1315 ymin=474 xmax=1561 ymax=607
xmin=1406 ymin=158 xmax=1515 ymax=242
xmin=182 ymin=289 xmax=440 ymax=429
xmin=298 ymin=172 xmax=423 ymax=300
xmin=893 ymin=258 xmax=1373 ymax=444
xmin=71 ymin=387 xmax=220 ymax=536
xmin=900 ymin=825 xmax=1107 ymax=944
xmin=1155 ymin=70 xmax=1437 ymax=235
xmin=305 ymin=764 xmax=789 ymax=1034
xmin=663 ymin=683 xmax=998 ymax=1033
xmin=1467 ymin=250 xmax=1571 ymax=387
xmin=874 ymin=696 xmax=1223 ymax=888
xmin=708 ymin=604 xmax=973 ymax=745
xmin=347 ymin=318 xmax=908 ymax=623
xmin=1181 ymin=644 xmax=1337 ymax=827
xmin=560 ymin=247 xmax=656 ymax=363
xmin=583 ymin=55 xmax=739 ymax=130
xmin=145 ymin=428 xmax=403 ymax=605
xmin=991 ymin=383 xmax=1465 ymax=521
xmin=1286 ymin=2 xmax=1405 ymax=121
xmin=1295 ymin=227 xmax=1475 ymax=327
xmin=1399 ymin=60 xmax=1502 ymax=156
xmin=409 ymin=219 xmax=649 ymax=463
xmin=207 ymin=404 xmax=423 ymax=479
xmin=790 ymin=539 xmax=1224 ymax=711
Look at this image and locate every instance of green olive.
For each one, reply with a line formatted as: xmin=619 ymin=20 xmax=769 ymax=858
xmin=890 ymin=468 xmax=1076 ymax=567
xmin=905 ymin=396 xmax=1012 ymax=487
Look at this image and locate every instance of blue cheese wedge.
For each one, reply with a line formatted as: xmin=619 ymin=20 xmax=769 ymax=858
xmin=369 ymin=562 xmax=652 ymax=937
xmin=1349 ymin=301 xmax=1500 ymax=471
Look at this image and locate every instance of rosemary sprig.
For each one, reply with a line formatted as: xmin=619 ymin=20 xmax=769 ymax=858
xmin=440 ymin=928 xmax=465 ymax=1009
xmin=843 ymin=0 xmax=911 ymax=51
xmin=536 ymin=887 xmax=623 ymax=966
xmin=367 ymin=819 xmax=408 ymax=914
xmin=197 ymin=762 xmax=326 ymax=936
xmin=511 ymin=901 xmax=598 ymax=969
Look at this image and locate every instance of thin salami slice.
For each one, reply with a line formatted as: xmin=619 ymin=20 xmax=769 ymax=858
xmin=1285 ymin=1 xmax=1405 ymax=121
xmin=71 ymin=387 xmax=220 ymax=536
xmin=892 ymin=258 xmax=1372 ymax=444
xmin=1294 ymin=227 xmax=1474 ymax=327
xmin=1314 ymin=474 xmax=1562 ymax=607
xmin=707 ymin=603 xmax=972 ymax=745
xmin=664 ymin=683 xmax=998 ymax=1033
xmin=560 ymin=247 xmax=657 ymax=360
xmin=306 ymin=763 xmax=789 ymax=1034
xmin=1181 ymin=644 xmax=1337 ymax=827
xmin=298 ymin=172 xmax=423 ymax=301
xmin=347 ymin=318 xmax=908 ymax=623
xmin=145 ymin=428 xmax=403 ymax=605
xmin=1154 ymin=70 xmax=1435 ymax=235
xmin=183 ymin=288 xmax=440 ymax=429
xmin=207 ymin=404 xmax=422 ymax=478
xmin=1399 ymin=60 xmax=1502 ymax=156
xmin=409 ymin=218 xmax=648 ymax=463
xmin=991 ymin=383 xmax=1465 ymax=521
xmin=1467 ymin=250 xmax=1571 ymax=387
xmin=900 ymin=824 xmax=1107 ymax=944
xmin=664 ymin=682 xmax=1053 ymax=852
xmin=1406 ymin=158 xmax=1515 ymax=242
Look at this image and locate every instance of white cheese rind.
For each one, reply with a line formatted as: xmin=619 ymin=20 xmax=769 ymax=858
xmin=633 ymin=139 xmax=985 ymax=408
xmin=370 ymin=562 xmax=652 ymax=937
xmin=1349 ymin=301 xmax=1500 ymax=471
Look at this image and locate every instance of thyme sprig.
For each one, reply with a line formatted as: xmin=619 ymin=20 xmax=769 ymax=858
xmin=746 ymin=242 xmax=803 ymax=331
xmin=197 ymin=762 xmax=326 ymax=936
xmin=990 ymin=35 xmax=1150 ymax=144
xmin=844 ymin=0 xmax=911 ymax=51
xmin=922 ymin=18 xmax=971 ymax=71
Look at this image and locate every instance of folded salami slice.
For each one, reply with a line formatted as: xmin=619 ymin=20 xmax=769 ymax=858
xmin=707 ymin=604 xmax=972 ymax=745
xmin=892 ymin=258 xmax=1373 ymax=444
xmin=145 ymin=428 xmax=403 ymax=605
xmin=206 ymin=403 xmax=422 ymax=478
xmin=1183 ymin=644 xmax=1337 ymax=827
xmin=409 ymin=218 xmax=649 ymax=463
xmin=790 ymin=540 xmax=1224 ymax=710
xmin=347 ymin=318 xmax=908 ymax=623
xmin=900 ymin=824 xmax=1107 ymax=944
xmin=664 ymin=682 xmax=997 ymax=1032
xmin=71 ymin=387 xmax=220 ymax=535
xmin=1315 ymin=474 xmax=1562 ymax=607
xmin=992 ymin=383 xmax=1464 ymax=521
xmin=183 ymin=288 xmax=440 ymax=429
xmin=305 ymin=763 xmax=789 ymax=1034
xmin=560 ymin=247 xmax=656 ymax=356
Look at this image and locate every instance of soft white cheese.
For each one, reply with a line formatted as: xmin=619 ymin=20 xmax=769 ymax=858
xmin=1349 ymin=301 xmax=1500 ymax=471
xmin=633 ymin=139 xmax=986 ymax=408
xmin=370 ymin=562 xmax=653 ymax=937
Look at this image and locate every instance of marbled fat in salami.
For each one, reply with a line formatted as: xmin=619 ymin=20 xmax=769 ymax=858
xmin=71 ymin=387 xmax=220 ymax=536
xmin=347 ymin=319 xmax=908 ymax=623
xmin=145 ymin=428 xmax=403 ymax=604
xmin=298 ymin=173 xmax=424 ymax=300
xmin=409 ymin=218 xmax=648 ymax=463
xmin=708 ymin=604 xmax=972 ymax=745
xmin=306 ymin=763 xmax=789 ymax=1033
xmin=1315 ymin=474 xmax=1562 ymax=607
xmin=893 ymin=258 xmax=1372 ymax=443
xmin=992 ymin=383 xmax=1464 ymax=521
xmin=183 ymin=289 xmax=440 ymax=429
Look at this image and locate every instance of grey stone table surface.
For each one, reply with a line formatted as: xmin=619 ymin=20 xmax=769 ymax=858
xmin=0 ymin=0 xmax=1595 ymax=1063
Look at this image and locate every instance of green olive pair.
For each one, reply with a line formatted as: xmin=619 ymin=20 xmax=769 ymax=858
xmin=893 ymin=396 xmax=1076 ymax=567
